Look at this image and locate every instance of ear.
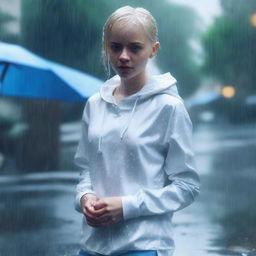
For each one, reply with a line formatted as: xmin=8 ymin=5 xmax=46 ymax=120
xmin=150 ymin=42 xmax=160 ymax=58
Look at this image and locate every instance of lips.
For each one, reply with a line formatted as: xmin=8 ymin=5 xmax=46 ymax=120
xmin=118 ymin=66 xmax=132 ymax=69
xmin=117 ymin=66 xmax=133 ymax=73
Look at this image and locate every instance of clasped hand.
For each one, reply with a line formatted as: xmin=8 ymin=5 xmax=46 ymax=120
xmin=80 ymin=194 xmax=123 ymax=227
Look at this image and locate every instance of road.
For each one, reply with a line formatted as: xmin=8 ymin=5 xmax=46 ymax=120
xmin=174 ymin=123 xmax=256 ymax=256
xmin=0 ymin=123 xmax=256 ymax=256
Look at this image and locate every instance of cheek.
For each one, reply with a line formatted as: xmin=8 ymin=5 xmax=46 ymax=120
xmin=136 ymin=54 xmax=150 ymax=67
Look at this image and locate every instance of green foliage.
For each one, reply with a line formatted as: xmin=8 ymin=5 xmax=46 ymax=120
xmin=21 ymin=0 xmax=108 ymax=78
xmin=202 ymin=1 xmax=256 ymax=95
xmin=220 ymin=0 xmax=256 ymax=17
xmin=0 ymin=8 xmax=17 ymax=42
xmin=0 ymin=10 xmax=13 ymax=24
xmin=149 ymin=1 xmax=201 ymax=96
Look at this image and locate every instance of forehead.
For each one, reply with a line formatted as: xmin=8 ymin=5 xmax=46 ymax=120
xmin=108 ymin=20 xmax=149 ymax=44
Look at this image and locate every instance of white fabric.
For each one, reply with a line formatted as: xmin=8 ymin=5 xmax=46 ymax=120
xmin=74 ymin=72 xmax=200 ymax=256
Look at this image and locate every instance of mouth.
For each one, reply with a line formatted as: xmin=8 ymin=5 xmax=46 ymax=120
xmin=118 ymin=66 xmax=133 ymax=71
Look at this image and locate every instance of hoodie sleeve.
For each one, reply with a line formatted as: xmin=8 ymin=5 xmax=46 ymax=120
xmin=74 ymin=102 xmax=95 ymax=213
xmin=121 ymin=101 xmax=200 ymax=220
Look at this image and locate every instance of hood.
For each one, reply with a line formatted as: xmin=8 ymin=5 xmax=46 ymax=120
xmin=97 ymin=72 xmax=180 ymax=153
xmin=100 ymin=72 xmax=181 ymax=104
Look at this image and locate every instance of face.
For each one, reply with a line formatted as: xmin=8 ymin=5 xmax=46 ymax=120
xmin=106 ymin=21 xmax=159 ymax=81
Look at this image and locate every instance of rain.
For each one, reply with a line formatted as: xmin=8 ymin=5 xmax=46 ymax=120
xmin=0 ymin=0 xmax=256 ymax=255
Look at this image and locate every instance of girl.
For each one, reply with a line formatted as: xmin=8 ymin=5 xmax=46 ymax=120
xmin=75 ymin=6 xmax=200 ymax=256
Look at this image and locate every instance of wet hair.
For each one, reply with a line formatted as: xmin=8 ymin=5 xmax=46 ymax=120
xmin=102 ymin=6 xmax=158 ymax=76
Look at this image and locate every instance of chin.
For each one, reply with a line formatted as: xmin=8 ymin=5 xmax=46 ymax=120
xmin=119 ymin=73 xmax=133 ymax=79
xmin=118 ymin=70 xmax=144 ymax=81
xmin=116 ymin=71 xmax=134 ymax=79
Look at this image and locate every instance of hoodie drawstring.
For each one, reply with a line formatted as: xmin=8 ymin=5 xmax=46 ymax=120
xmin=98 ymin=96 xmax=140 ymax=152
xmin=98 ymin=104 xmax=106 ymax=153
xmin=120 ymin=96 xmax=140 ymax=140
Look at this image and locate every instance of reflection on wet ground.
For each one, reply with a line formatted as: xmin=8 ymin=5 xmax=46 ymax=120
xmin=0 ymin=123 xmax=256 ymax=256
xmin=0 ymin=173 xmax=81 ymax=256
xmin=174 ymin=123 xmax=256 ymax=256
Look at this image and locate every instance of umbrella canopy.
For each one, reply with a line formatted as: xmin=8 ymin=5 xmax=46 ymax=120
xmin=0 ymin=42 xmax=102 ymax=101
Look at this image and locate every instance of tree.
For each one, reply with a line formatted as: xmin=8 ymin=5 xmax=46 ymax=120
xmin=220 ymin=0 xmax=256 ymax=18
xmin=19 ymin=0 xmax=85 ymax=171
xmin=0 ymin=9 xmax=18 ymax=43
xmin=19 ymin=0 xmax=114 ymax=171
xmin=145 ymin=1 xmax=201 ymax=96
xmin=202 ymin=0 xmax=256 ymax=97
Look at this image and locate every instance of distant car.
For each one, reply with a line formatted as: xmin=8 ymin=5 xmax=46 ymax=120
xmin=244 ymin=94 xmax=256 ymax=122
xmin=186 ymin=94 xmax=227 ymax=124
xmin=187 ymin=94 xmax=256 ymax=125
xmin=0 ymin=98 xmax=28 ymax=162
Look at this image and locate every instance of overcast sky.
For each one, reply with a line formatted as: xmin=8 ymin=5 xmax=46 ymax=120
xmin=169 ymin=0 xmax=222 ymax=26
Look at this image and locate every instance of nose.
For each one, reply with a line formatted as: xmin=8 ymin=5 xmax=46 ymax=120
xmin=119 ymin=47 xmax=130 ymax=62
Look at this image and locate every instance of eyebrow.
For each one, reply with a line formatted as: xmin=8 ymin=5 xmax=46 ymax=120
xmin=110 ymin=42 xmax=144 ymax=45
xmin=129 ymin=42 xmax=144 ymax=45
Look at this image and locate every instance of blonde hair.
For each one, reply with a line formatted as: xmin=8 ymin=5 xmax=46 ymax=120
xmin=102 ymin=6 xmax=158 ymax=76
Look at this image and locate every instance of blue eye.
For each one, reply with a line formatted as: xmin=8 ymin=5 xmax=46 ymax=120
xmin=109 ymin=43 xmax=143 ymax=53
xmin=130 ymin=45 xmax=142 ymax=53
xmin=110 ymin=44 xmax=122 ymax=52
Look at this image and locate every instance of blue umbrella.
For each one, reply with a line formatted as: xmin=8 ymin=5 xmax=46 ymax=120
xmin=0 ymin=42 xmax=102 ymax=101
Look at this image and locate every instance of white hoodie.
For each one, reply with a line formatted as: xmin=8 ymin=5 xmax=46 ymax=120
xmin=74 ymin=72 xmax=200 ymax=256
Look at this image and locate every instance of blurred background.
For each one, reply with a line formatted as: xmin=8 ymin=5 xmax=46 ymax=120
xmin=0 ymin=0 xmax=256 ymax=255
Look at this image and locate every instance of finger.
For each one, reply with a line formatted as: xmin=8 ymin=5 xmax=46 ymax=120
xmin=85 ymin=206 xmax=108 ymax=219
xmin=93 ymin=200 xmax=108 ymax=210
xmin=93 ymin=211 xmax=119 ymax=224
xmin=86 ymin=212 xmax=110 ymax=223
xmin=86 ymin=216 xmax=99 ymax=223
xmin=97 ymin=212 xmax=111 ymax=221
xmin=91 ymin=207 xmax=109 ymax=217
xmin=85 ymin=204 xmax=98 ymax=215
xmin=86 ymin=219 xmax=102 ymax=227
xmin=83 ymin=207 xmax=98 ymax=219
xmin=86 ymin=221 xmax=102 ymax=227
xmin=87 ymin=220 xmax=113 ymax=227
xmin=84 ymin=208 xmax=108 ymax=222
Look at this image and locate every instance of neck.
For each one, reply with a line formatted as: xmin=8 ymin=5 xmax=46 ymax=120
xmin=119 ymin=71 xmax=147 ymax=96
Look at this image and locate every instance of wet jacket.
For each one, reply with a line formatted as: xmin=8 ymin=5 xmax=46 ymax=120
xmin=74 ymin=72 xmax=200 ymax=256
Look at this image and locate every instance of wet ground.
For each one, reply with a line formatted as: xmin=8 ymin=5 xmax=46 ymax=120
xmin=0 ymin=123 xmax=256 ymax=256
xmin=174 ymin=123 xmax=256 ymax=256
